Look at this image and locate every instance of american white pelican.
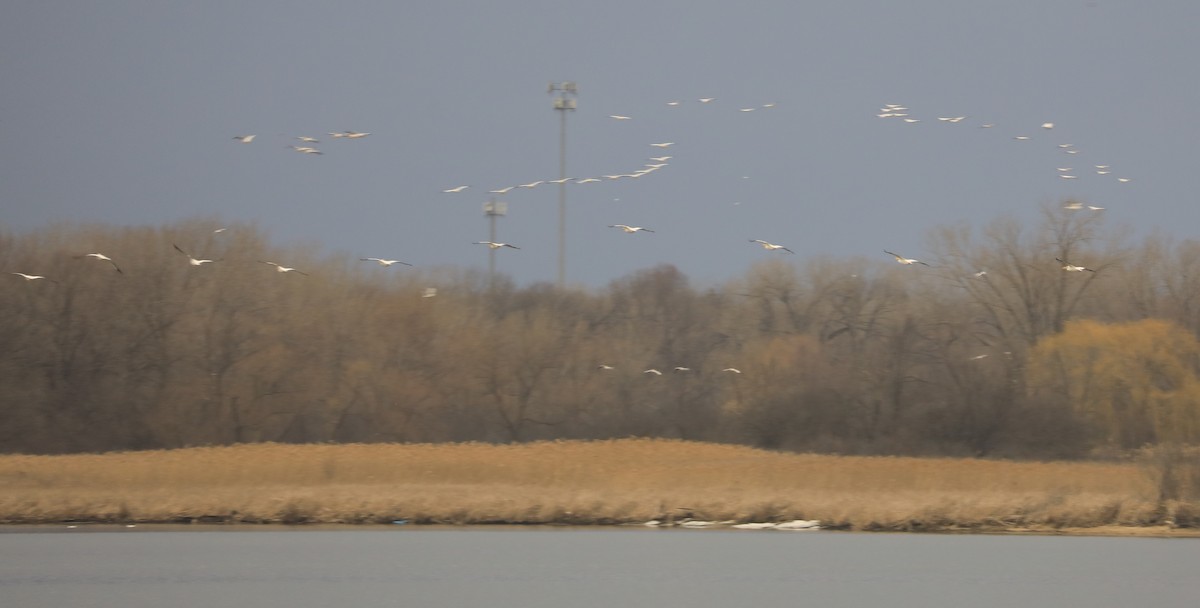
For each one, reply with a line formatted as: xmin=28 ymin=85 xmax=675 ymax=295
xmin=474 ymin=241 xmax=519 ymax=250
xmin=1057 ymin=167 xmax=1073 ymax=172
xmin=548 ymin=177 xmax=574 ymax=184
xmin=1059 ymin=175 xmax=1077 ymax=179
xmin=1063 ymin=202 xmax=1083 ymax=210
xmin=1117 ymin=178 xmax=1132 ymax=183
xmin=1056 ymin=257 xmax=1095 ymax=272
xmin=980 ymin=123 xmax=995 ymax=128
xmin=970 ymin=354 xmax=990 ymax=360
xmin=739 ymin=108 xmax=756 ymax=112
xmin=750 ymin=239 xmax=795 ymax=254
xmin=1014 ymin=136 xmax=1031 ymax=140
xmin=936 ymin=117 xmax=966 ymax=123
xmin=609 ymin=115 xmax=632 ymax=120
xmin=698 ymin=98 xmax=715 ymax=103
xmin=575 ymin=178 xmax=601 ymax=184
xmin=597 ymin=364 xmax=616 ymax=370
xmin=296 ymin=136 xmax=320 ymax=143
xmin=11 ymin=272 xmax=56 ymax=283
xmin=903 ymin=118 xmax=920 ymax=123
xmin=650 ymin=142 xmax=675 ymax=148
xmin=341 ymin=131 xmax=370 ymax=139
xmin=489 ymin=186 xmax=515 ymax=194
xmin=649 ymin=156 xmax=672 ymax=162
xmin=643 ymin=369 xmax=663 ymax=375
xmin=672 ymin=366 xmax=691 ymax=372
xmin=517 ymin=180 xmax=544 ymax=189
xmin=608 ymin=224 xmax=655 ymax=233
xmin=233 ymin=135 xmax=255 ymax=143
xmin=259 ymin=261 xmax=309 ymax=275
xmin=1087 ymin=205 xmax=1106 ymax=211
xmin=666 ymin=101 xmax=681 ymax=106
xmin=80 ymin=253 xmax=123 ymax=274
xmin=360 ymin=258 xmax=412 ymax=267
xmin=722 ymin=368 xmax=742 ymax=374
xmin=442 ymin=185 xmax=470 ymax=193
xmin=774 ymin=519 xmax=821 ymax=530
xmin=1041 ymin=122 xmax=1054 ymax=129
xmin=973 ymin=270 xmax=988 ymax=278
xmin=213 ymin=228 xmax=228 ymax=234
xmin=762 ymin=103 xmax=776 ymax=108
xmin=422 ymin=287 xmax=438 ymax=298
xmin=732 ymin=522 xmax=776 ymax=530
xmin=884 ymin=250 xmax=930 ymax=266
xmin=173 ymin=244 xmax=217 ymax=266
xmin=289 ymin=145 xmax=323 ymax=155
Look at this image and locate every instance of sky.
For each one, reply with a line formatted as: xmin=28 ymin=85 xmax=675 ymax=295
xmin=3 ymin=1 xmax=1198 ymax=288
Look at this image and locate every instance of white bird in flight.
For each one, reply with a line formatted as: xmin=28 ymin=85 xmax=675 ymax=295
xmin=1056 ymin=257 xmax=1095 ymax=272
xmin=722 ymin=368 xmax=742 ymax=374
xmin=672 ymin=366 xmax=691 ymax=372
xmin=474 ymin=241 xmax=520 ymax=250
xmin=331 ymin=131 xmax=370 ymax=139
xmin=11 ymin=272 xmax=57 ymax=283
xmin=649 ymin=156 xmax=672 ymax=162
xmin=289 ymin=145 xmax=323 ymax=155
xmin=643 ymin=369 xmax=663 ymax=375
xmin=489 ymin=186 xmax=515 ymax=194
xmin=609 ymin=115 xmax=632 ymax=120
xmin=575 ymin=178 xmax=601 ymax=184
xmin=443 ymin=185 xmax=470 ymax=193
xmin=233 ymin=135 xmax=255 ymax=143
xmin=518 ymin=180 xmax=544 ymax=189
xmin=360 ymin=258 xmax=412 ymax=267
xmin=650 ymin=142 xmax=675 ymax=148
xmin=79 ymin=253 xmax=123 ymax=274
xmin=884 ymin=250 xmax=930 ymax=266
xmin=173 ymin=244 xmax=217 ymax=266
xmin=750 ymin=239 xmax=795 ymax=254
xmin=936 ymin=117 xmax=966 ymax=123
xmin=296 ymin=136 xmax=320 ymax=143
xmin=259 ymin=261 xmax=309 ymax=275
xmin=699 ymin=98 xmax=715 ymax=103
xmin=608 ymin=224 xmax=655 ymax=233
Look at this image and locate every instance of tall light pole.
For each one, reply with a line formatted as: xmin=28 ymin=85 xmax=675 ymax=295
xmin=548 ymin=81 xmax=576 ymax=287
xmin=483 ymin=198 xmax=507 ymax=290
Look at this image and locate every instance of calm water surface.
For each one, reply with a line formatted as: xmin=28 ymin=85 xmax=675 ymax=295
xmin=1 ymin=526 xmax=1197 ymax=607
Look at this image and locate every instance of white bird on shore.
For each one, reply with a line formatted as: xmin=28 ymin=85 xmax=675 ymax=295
xmin=259 ymin=261 xmax=309 ymax=275
xmin=233 ymin=135 xmax=255 ymax=143
xmin=608 ymin=224 xmax=655 ymax=233
xmin=474 ymin=241 xmax=520 ymax=250
xmin=443 ymin=185 xmax=470 ymax=193
xmin=884 ymin=250 xmax=930 ymax=266
xmin=79 ymin=253 xmax=123 ymax=274
xmin=173 ymin=244 xmax=217 ymax=266
xmin=1056 ymin=257 xmax=1095 ymax=272
xmin=360 ymin=258 xmax=412 ymax=267
xmin=750 ymin=239 xmax=795 ymax=254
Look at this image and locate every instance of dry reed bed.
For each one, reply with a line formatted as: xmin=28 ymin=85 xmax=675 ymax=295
xmin=0 ymin=439 xmax=1192 ymax=534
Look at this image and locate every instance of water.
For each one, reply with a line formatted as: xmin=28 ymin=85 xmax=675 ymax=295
xmin=1 ymin=526 xmax=1197 ymax=607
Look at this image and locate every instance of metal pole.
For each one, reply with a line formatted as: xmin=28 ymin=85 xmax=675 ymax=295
xmin=557 ymin=107 xmax=567 ymax=287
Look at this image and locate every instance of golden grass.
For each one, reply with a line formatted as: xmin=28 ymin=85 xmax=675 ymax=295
xmin=1 ymin=439 xmax=1196 ymax=535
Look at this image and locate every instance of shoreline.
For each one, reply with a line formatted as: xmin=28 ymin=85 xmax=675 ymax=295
xmin=3 ymin=439 xmax=1197 ymax=538
xmin=2 ymin=520 xmax=1197 ymax=538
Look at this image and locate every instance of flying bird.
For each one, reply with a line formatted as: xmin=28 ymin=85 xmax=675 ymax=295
xmin=722 ymin=368 xmax=743 ymax=374
xmin=289 ymin=145 xmax=323 ymax=155
xmin=649 ymin=156 xmax=672 ymax=162
xmin=884 ymin=250 xmax=930 ymax=266
xmin=360 ymin=258 xmax=412 ymax=267
xmin=79 ymin=253 xmax=123 ymax=274
xmin=442 ymin=185 xmax=470 ymax=193
xmin=474 ymin=241 xmax=520 ymax=250
xmin=259 ymin=261 xmax=309 ymax=275
xmin=597 ymin=364 xmax=616 ymax=370
xmin=672 ymin=366 xmax=691 ymax=372
xmin=11 ymin=272 xmax=57 ymax=283
xmin=575 ymin=178 xmax=601 ymax=184
xmin=608 ymin=224 xmax=655 ymax=233
xmin=334 ymin=131 xmax=371 ymax=139
xmin=296 ymin=136 xmax=320 ymax=143
xmin=1063 ymin=202 xmax=1084 ymax=210
xmin=643 ymin=369 xmax=663 ymax=375
xmin=173 ymin=244 xmax=217 ymax=266
xmin=517 ymin=180 xmax=544 ymax=189
xmin=1056 ymin=257 xmax=1096 ymax=272
xmin=750 ymin=239 xmax=795 ymax=254
xmin=489 ymin=186 xmax=515 ymax=194
xmin=698 ymin=98 xmax=715 ymax=103
xmin=1042 ymin=122 xmax=1055 ymax=129
xmin=649 ymin=142 xmax=675 ymax=148
xmin=609 ymin=115 xmax=632 ymax=120
xmin=936 ymin=117 xmax=966 ymax=123
xmin=233 ymin=135 xmax=255 ymax=143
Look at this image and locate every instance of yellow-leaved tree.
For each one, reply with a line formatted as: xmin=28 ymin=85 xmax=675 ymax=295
xmin=1028 ymin=319 xmax=1200 ymax=449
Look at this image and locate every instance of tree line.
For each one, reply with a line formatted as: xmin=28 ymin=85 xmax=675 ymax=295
xmin=3 ymin=205 xmax=1200 ymax=458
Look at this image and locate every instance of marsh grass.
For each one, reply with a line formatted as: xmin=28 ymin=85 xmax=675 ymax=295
xmin=0 ymin=439 xmax=1194 ymax=534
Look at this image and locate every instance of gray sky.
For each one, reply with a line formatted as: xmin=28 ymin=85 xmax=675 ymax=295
xmin=3 ymin=1 xmax=1197 ymax=287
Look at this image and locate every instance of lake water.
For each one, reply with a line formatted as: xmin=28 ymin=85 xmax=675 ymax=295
xmin=1 ymin=526 xmax=1197 ymax=607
